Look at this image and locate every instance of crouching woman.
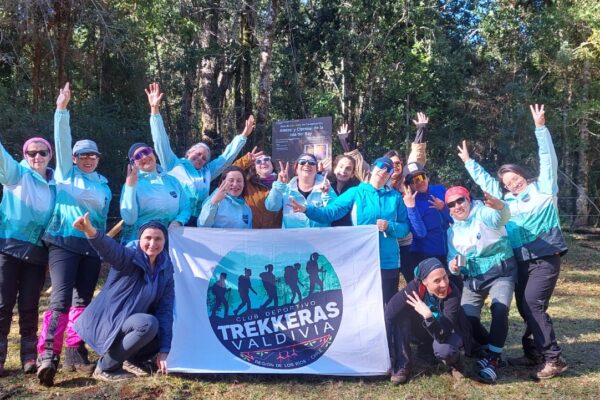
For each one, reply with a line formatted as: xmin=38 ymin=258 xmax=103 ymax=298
xmin=384 ymin=258 xmax=472 ymax=385
xmin=72 ymin=214 xmax=174 ymax=381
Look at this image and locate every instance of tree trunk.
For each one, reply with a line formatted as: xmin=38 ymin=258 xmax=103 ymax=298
xmin=256 ymin=0 xmax=279 ymax=148
xmin=53 ymin=0 xmax=74 ymax=88
xmin=574 ymin=59 xmax=591 ymax=227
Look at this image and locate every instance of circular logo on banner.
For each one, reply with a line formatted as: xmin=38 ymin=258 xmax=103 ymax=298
xmin=207 ymin=245 xmax=343 ymax=369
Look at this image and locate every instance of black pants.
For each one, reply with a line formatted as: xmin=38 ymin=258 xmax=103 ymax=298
xmin=399 ymin=245 xmax=414 ymax=284
xmin=47 ymin=245 xmax=101 ymax=313
xmin=515 ymin=254 xmax=562 ymax=361
xmin=0 ymin=252 xmax=46 ymax=363
xmin=381 ymin=269 xmax=400 ymax=306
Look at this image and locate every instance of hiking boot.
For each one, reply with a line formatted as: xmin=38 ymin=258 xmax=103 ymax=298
xmin=122 ymin=360 xmax=150 ymax=377
xmin=23 ymin=359 xmax=37 ymax=374
xmin=508 ymin=354 xmax=543 ymax=367
xmin=477 ymin=358 xmax=498 ymax=384
xmin=63 ymin=346 xmax=95 ymax=374
xmin=37 ymin=355 xmax=59 ymax=387
xmin=390 ymin=368 xmax=410 ymax=385
xmin=93 ymin=366 xmax=135 ymax=382
xmin=530 ymin=357 xmax=568 ymax=380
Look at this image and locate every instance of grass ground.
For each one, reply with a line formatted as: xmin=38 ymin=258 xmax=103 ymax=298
xmin=1 ymin=235 xmax=599 ymax=399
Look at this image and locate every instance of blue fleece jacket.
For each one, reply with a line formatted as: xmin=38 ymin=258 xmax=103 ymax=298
xmin=198 ymin=192 xmax=252 ymax=229
xmin=464 ymin=126 xmax=568 ymax=261
xmin=150 ymin=114 xmax=247 ymax=216
xmin=407 ymin=184 xmax=452 ymax=257
xmin=305 ymin=182 xmax=409 ymax=269
xmin=0 ymin=142 xmax=56 ymax=265
xmin=43 ymin=110 xmax=111 ymax=256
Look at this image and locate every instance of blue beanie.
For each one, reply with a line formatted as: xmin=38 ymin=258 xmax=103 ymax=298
xmin=128 ymin=142 xmax=152 ymax=161
xmin=413 ymin=257 xmax=444 ymax=281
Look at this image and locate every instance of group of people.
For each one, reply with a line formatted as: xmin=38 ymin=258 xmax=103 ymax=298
xmin=0 ymin=77 xmax=568 ymax=389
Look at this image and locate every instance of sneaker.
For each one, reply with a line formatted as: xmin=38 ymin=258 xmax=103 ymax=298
xmin=508 ymin=354 xmax=542 ymax=367
xmin=530 ymin=357 xmax=568 ymax=380
xmin=477 ymin=356 xmax=507 ymax=369
xmin=63 ymin=346 xmax=95 ymax=375
xmin=37 ymin=357 xmax=58 ymax=387
xmin=390 ymin=368 xmax=410 ymax=385
xmin=23 ymin=359 xmax=37 ymax=374
xmin=122 ymin=361 xmax=149 ymax=377
xmin=477 ymin=358 xmax=498 ymax=384
xmin=92 ymin=366 xmax=135 ymax=382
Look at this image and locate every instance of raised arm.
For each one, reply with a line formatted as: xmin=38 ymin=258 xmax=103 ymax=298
xmin=147 ymin=83 xmax=179 ymax=171
xmin=207 ymin=115 xmax=253 ymax=178
xmin=0 ymin=140 xmax=22 ymax=185
xmin=458 ymin=140 xmax=503 ymax=198
xmin=337 ymin=123 xmax=352 ymax=153
xmin=54 ymin=82 xmax=73 ymax=181
xmin=407 ymin=112 xmax=428 ymax=165
xmin=119 ymin=165 xmax=139 ymax=225
xmin=530 ymin=104 xmax=558 ymax=195
xmin=264 ymin=161 xmax=288 ymax=212
xmin=479 ymin=192 xmax=510 ymax=230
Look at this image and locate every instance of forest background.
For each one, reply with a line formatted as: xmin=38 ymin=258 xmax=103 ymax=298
xmin=0 ymin=0 xmax=599 ymax=226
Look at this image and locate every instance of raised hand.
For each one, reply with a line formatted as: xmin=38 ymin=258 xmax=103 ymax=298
xmin=337 ymin=123 xmax=350 ymax=136
xmin=483 ymin=191 xmax=504 ymax=210
xmin=289 ymin=197 xmax=307 ymax=213
xmin=457 ymin=140 xmax=470 ymax=163
xmin=412 ymin=112 xmax=429 ymax=126
xmin=211 ymin=179 xmax=230 ymax=205
xmin=319 ymin=177 xmax=331 ymax=193
xmin=125 ymin=164 xmax=139 ymax=187
xmin=530 ymin=104 xmax=545 ymax=128
xmin=428 ymin=195 xmax=444 ymax=210
xmin=318 ymin=157 xmax=332 ymax=174
xmin=277 ymin=161 xmax=289 ymax=183
xmin=72 ymin=212 xmax=97 ymax=238
xmin=406 ymin=291 xmax=433 ymax=319
xmin=247 ymin=146 xmax=264 ymax=162
xmin=403 ymin=185 xmax=417 ymax=208
xmin=56 ymin=82 xmax=71 ymax=110
xmin=242 ymin=115 xmax=256 ymax=137
xmin=145 ymin=82 xmax=164 ymax=114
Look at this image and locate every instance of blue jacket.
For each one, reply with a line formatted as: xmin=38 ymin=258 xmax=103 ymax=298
xmin=150 ymin=114 xmax=247 ymax=216
xmin=265 ymin=174 xmax=337 ymax=228
xmin=465 ymin=126 xmax=568 ymax=262
xmin=73 ymin=232 xmax=174 ymax=355
xmin=43 ymin=110 xmax=111 ymax=256
xmin=407 ymin=184 xmax=452 ymax=257
xmin=447 ymin=200 xmax=516 ymax=291
xmin=119 ymin=166 xmax=191 ymax=243
xmin=198 ymin=192 xmax=252 ymax=229
xmin=305 ymin=182 xmax=409 ymax=269
xmin=0 ymin=142 xmax=56 ymax=265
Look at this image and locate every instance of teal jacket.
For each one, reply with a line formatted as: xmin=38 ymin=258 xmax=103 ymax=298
xmin=305 ymin=182 xmax=409 ymax=269
xmin=198 ymin=192 xmax=252 ymax=229
xmin=43 ymin=110 xmax=112 ymax=256
xmin=465 ymin=126 xmax=567 ymax=262
xmin=265 ymin=174 xmax=337 ymax=228
xmin=119 ymin=166 xmax=191 ymax=243
xmin=150 ymin=114 xmax=247 ymax=216
xmin=447 ymin=200 xmax=516 ymax=291
xmin=0 ymin=142 xmax=56 ymax=265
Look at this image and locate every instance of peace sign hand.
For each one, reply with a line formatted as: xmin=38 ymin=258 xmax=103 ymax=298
xmin=242 ymin=115 xmax=256 ymax=137
xmin=457 ymin=140 xmax=470 ymax=163
xmin=247 ymin=146 xmax=265 ymax=162
xmin=428 ymin=195 xmax=444 ymax=210
xmin=403 ymin=185 xmax=418 ymax=208
xmin=529 ymin=104 xmax=545 ymax=128
xmin=278 ymin=161 xmax=289 ymax=183
xmin=289 ymin=197 xmax=307 ymax=213
xmin=211 ymin=179 xmax=230 ymax=205
xmin=125 ymin=164 xmax=139 ymax=187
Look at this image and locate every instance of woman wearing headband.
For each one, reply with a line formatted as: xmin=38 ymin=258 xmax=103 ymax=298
xmin=265 ymin=153 xmax=337 ymax=228
xmin=457 ymin=104 xmax=568 ymax=380
xmin=38 ymin=83 xmax=112 ymax=386
xmin=0 ymin=135 xmax=55 ymax=377
xmin=119 ymin=141 xmax=191 ymax=243
xmin=289 ymin=157 xmax=409 ymax=304
xmin=146 ymin=83 xmax=254 ymax=226
xmin=445 ymin=186 xmax=516 ymax=384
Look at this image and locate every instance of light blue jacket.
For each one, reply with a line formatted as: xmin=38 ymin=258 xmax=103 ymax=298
xmin=197 ymin=193 xmax=252 ymax=229
xmin=305 ymin=182 xmax=409 ymax=269
xmin=0 ymin=142 xmax=56 ymax=265
xmin=150 ymin=114 xmax=247 ymax=216
xmin=265 ymin=174 xmax=337 ymax=228
xmin=465 ymin=126 xmax=567 ymax=262
xmin=119 ymin=166 xmax=191 ymax=243
xmin=447 ymin=200 xmax=516 ymax=291
xmin=43 ymin=110 xmax=111 ymax=256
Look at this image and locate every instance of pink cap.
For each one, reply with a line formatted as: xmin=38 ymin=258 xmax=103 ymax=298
xmin=23 ymin=137 xmax=53 ymax=159
xmin=445 ymin=186 xmax=470 ymax=204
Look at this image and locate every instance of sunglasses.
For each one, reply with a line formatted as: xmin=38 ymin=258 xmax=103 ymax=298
xmin=255 ymin=156 xmax=272 ymax=165
xmin=25 ymin=150 xmax=49 ymax=158
xmin=132 ymin=147 xmax=153 ymax=161
xmin=446 ymin=197 xmax=467 ymax=209
xmin=76 ymin=153 xmax=100 ymax=160
xmin=298 ymin=159 xmax=317 ymax=166
xmin=374 ymin=161 xmax=393 ymax=174
xmin=410 ymin=173 xmax=427 ymax=184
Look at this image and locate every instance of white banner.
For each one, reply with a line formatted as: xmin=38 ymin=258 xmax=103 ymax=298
xmin=167 ymin=225 xmax=390 ymax=375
